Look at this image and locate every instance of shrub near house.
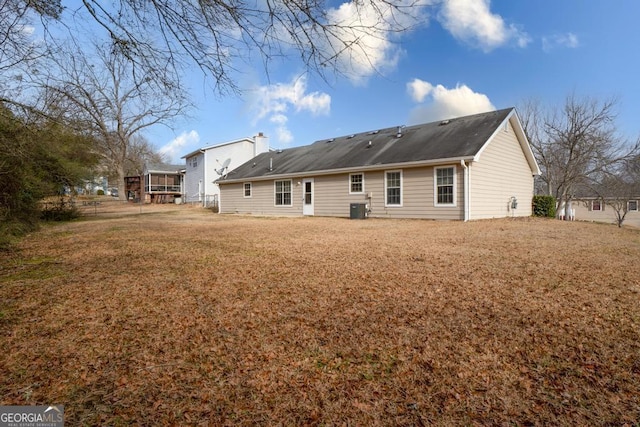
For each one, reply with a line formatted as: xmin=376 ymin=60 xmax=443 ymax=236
xmin=218 ymin=108 xmax=541 ymax=220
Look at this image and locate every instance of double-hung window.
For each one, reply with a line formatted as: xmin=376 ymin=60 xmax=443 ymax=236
xmin=385 ymin=171 xmax=402 ymax=206
xmin=628 ymin=200 xmax=638 ymax=211
xmin=591 ymin=200 xmax=602 ymax=211
xmin=350 ymin=173 xmax=364 ymax=194
xmin=274 ymin=180 xmax=292 ymax=206
xmin=435 ymin=166 xmax=456 ymax=206
xmin=243 ymin=183 xmax=252 ymax=198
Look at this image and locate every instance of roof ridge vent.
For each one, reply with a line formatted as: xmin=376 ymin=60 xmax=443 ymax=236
xmin=439 ymin=119 xmax=451 ymax=126
xmin=326 ymin=138 xmax=335 ymax=143
xmin=346 ymin=134 xmax=356 ymax=139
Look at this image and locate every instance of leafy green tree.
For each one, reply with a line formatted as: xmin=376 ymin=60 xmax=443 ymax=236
xmin=0 ymin=105 xmax=41 ymax=234
xmin=0 ymin=102 xmax=97 ymax=243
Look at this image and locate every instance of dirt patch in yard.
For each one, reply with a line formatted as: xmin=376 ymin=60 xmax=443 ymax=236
xmin=1 ymin=209 xmax=639 ymax=425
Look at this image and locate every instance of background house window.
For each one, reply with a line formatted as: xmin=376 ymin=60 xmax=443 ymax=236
xmin=435 ymin=167 xmax=455 ymax=205
xmin=592 ymin=200 xmax=602 ymax=211
xmin=243 ymin=182 xmax=252 ymax=198
xmin=350 ymin=173 xmax=364 ymax=193
xmin=275 ymin=180 xmax=292 ymax=206
xmin=385 ymin=171 xmax=402 ymax=206
xmin=628 ymin=200 xmax=638 ymax=211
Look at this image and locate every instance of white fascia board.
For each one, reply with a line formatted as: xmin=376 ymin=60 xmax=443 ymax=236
xmin=202 ymin=138 xmax=253 ymax=150
xmin=181 ymin=149 xmax=205 ymax=159
xmin=181 ymin=137 xmax=254 ymax=159
xmin=510 ymin=111 xmax=542 ymax=176
xmin=219 ymin=156 xmax=475 ymax=184
xmin=473 ymin=109 xmax=541 ymax=176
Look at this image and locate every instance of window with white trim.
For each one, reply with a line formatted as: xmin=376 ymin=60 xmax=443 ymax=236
xmin=628 ymin=200 xmax=638 ymax=211
xmin=385 ymin=171 xmax=402 ymax=206
xmin=350 ymin=173 xmax=364 ymax=194
xmin=274 ymin=180 xmax=292 ymax=206
xmin=591 ymin=200 xmax=602 ymax=211
xmin=243 ymin=182 xmax=252 ymax=198
xmin=435 ymin=166 xmax=456 ymax=206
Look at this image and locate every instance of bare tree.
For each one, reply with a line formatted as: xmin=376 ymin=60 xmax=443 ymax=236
xmin=0 ymin=0 xmax=60 ymax=72
xmin=519 ymin=95 xmax=639 ymax=219
xmin=124 ymin=134 xmax=167 ymax=177
xmin=590 ymin=155 xmax=640 ymax=227
xmin=38 ymin=41 xmax=188 ymax=200
xmin=3 ymin=0 xmax=419 ymax=95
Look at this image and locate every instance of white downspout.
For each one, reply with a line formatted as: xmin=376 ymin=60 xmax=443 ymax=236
xmin=461 ymin=160 xmax=469 ymax=222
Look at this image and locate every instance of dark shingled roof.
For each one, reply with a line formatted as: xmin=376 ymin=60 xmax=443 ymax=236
xmin=145 ymin=162 xmax=185 ymax=173
xmin=220 ymin=108 xmax=514 ymax=182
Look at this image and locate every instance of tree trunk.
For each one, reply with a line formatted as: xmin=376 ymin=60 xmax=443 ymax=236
xmin=116 ymin=164 xmax=127 ymax=201
xmin=556 ymin=196 xmax=565 ymax=220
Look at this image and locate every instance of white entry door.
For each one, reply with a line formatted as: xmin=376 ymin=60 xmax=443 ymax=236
xmin=302 ymin=178 xmax=314 ymax=216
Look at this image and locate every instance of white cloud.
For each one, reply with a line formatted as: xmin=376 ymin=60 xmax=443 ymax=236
xmin=21 ymin=25 xmax=35 ymax=36
xmin=542 ymin=32 xmax=579 ymax=53
xmin=252 ymin=75 xmax=330 ymax=121
xmin=438 ymin=0 xmax=530 ymax=51
xmin=159 ymin=130 xmax=200 ymax=163
xmin=249 ymin=75 xmax=330 ymax=146
xmin=407 ymin=78 xmax=495 ymax=124
xmin=407 ymin=79 xmax=434 ymax=103
xmin=269 ymin=114 xmax=293 ymax=145
xmin=321 ymin=0 xmax=432 ymax=84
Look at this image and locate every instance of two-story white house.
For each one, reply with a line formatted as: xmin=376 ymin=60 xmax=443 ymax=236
xmin=181 ymin=133 xmax=270 ymax=207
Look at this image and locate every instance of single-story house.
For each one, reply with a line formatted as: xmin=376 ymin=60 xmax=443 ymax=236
xmin=562 ymin=197 xmax=640 ymax=227
xmin=181 ymin=133 xmax=270 ymax=207
xmin=217 ymin=108 xmax=541 ymax=220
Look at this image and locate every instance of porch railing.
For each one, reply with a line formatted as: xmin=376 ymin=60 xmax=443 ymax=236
xmin=149 ymin=185 xmax=182 ymax=193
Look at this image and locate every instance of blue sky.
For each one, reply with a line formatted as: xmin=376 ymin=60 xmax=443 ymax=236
xmin=144 ymin=0 xmax=640 ymax=164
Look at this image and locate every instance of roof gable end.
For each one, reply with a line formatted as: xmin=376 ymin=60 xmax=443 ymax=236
xmin=473 ymin=109 xmax=541 ymax=176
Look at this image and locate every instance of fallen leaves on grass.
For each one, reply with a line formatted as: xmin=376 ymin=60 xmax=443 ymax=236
xmin=1 ymin=209 xmax=639 ymax=425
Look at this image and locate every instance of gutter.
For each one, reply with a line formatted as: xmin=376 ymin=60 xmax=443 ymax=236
xmin=219 ymin=156 xmax=476 ymax=184
xmin=461 ymin=159 xmax=469 ymax=222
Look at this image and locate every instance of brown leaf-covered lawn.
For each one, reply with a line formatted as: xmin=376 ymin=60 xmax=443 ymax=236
xmin=1 ymin=206 xmax=639 ymax=426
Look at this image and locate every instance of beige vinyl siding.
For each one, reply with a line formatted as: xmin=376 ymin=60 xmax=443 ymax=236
xmin=572 ymin=199 xmax=640 ymax=227
xmin=313 ymin=166 xmax=463 ymax=219
xmin=469 ymin=119 xmax=534 ymax=219
xmin=219 ymin=179 xmax=303 ymax=216
xmin=572 ymin=200 xmax=612 ymax=224
xmin=313 ymin=174 xmax=367 ymax=217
